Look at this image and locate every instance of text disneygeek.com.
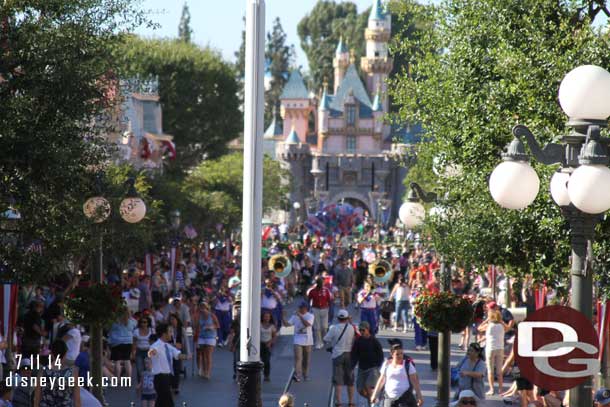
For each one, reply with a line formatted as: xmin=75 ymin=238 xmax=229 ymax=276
xmin=5 ymin=372 xmax=131 ymax=390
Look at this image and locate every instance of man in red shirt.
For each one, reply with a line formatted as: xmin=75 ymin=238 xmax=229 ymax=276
xmin=307 ymin=277 xmax=333 ymax=349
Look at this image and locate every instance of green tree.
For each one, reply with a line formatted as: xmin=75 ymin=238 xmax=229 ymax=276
xmin=265 ymin=18 xmax=295 ymax=125
xmin=0 ymin=0 xmax=145 ymax=282
xmin=178 ymin=3 xmax=193 ymax=43
xmin=297 ymin=1 xmax=369 ymax=91
xmin=182 ymin=153 xmax=290 ymax=232
xmin=114 ymin=36 xmax=241 ymax=172
xmin=391 ymin=0 xmax=610 ymax=283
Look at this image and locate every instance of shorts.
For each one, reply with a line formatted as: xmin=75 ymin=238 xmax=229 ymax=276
xmin=332 ymin=353 xmax=354 ymax=386
xmin=485 ymin=349 xmax=503 ymax=376
xmin=110 ymin=344 xmax=132 ymax=361
xmin=357 ymin=367 xmax=380 ymax=392
xmin=141 ymin=394 xmax=156 ymax=401
xmin=198 ymin=338 xmax=216 ymax=347
xmin=516 ymin=377 xmax=533 ymax=390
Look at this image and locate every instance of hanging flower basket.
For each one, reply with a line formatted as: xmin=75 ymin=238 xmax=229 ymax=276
xmin=65 ymin=284 xmax=127 ymax=327
xmin=413 ymin=291 xmax=473 ymax=333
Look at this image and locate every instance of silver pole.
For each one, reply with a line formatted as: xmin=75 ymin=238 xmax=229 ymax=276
xmin=238 ymin=0 xmax=265 ymax=405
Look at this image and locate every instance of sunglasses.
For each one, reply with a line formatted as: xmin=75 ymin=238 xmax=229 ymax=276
xmin=460 ymin=400 xmax=476 ymax=405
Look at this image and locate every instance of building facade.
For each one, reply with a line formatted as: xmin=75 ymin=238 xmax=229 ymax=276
xmin=274 ymin=0 xmax=417 ymax=226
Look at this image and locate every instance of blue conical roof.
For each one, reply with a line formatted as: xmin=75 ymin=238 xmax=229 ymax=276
xmin=320 ymin=86 xmax=330 ymax=111
xmin=280 ymin=71 xmax=309 ymax=100
xmin=336 ymin=37 xmax=348 ymax=55
xmin=370 ymin=0 xmax=386 ymax=21
xmin=372 ymin=90 xmax=382 ymax=112
xmin=285 ymin=127 xmax=300 ymax=144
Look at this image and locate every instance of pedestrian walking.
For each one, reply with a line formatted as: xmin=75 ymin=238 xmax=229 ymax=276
xmin=132 ymin=316 xmax=153 ymax=382
xmin=370 ymin=340 xmax=424 ymax=407
xmin=390 ymin=275 xmax=410 ymax=332
xmin=260 ymin=311 xmax=278 ymax=382
xmin=214 ymin=287 xmax=233 ymax=346
xmin=478 ymin=309 xmax=507 ymax=395
xmin=334 ymin=258 xmax=354 ymax=307
xmin=283 ymin=301 xmax=314 ymax=382
xmin=307 ymin=277 xmax=332 ymax=349
xmin=147 ymin=323 xmax=189 ymax=407
xmin=324 ymin=309 xmax=357 ymax=407
xmin=357 ymin=281 xmax=379 ymax=334
xmin=137 ymin=358 xmax=156 ymax=407
xmin=108 ymin=312 xmax=136 ymax=380
xmin=351 ymin=321 xmax=384 ymax=405
xmin=196 ymin=302 xmax=219 ymax=380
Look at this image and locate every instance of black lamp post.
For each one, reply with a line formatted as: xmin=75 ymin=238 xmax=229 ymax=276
xmin=489 ymin=65 xmax=610 ymax=407
xmin=83 ymin=176 xmax=146 ymax=403
xmin=170 ymin=209 xmax=181 ymax=291
xmin=401 ymin=182 xmax=452 ymax=407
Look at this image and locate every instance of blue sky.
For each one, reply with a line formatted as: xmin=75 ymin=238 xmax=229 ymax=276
xmin=134 ymin=0 xmax=378 ymax=69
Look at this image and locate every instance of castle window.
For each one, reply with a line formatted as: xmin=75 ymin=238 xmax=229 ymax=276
xmin=346 ymin=105 xmax=356 ymax=126
xmin=375 ymin=51 xmax=380 ymax=57
xmin=346 ymin=135 xmax=356 ymax=153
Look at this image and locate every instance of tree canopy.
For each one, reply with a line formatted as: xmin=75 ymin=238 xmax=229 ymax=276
xmin=182 ymin=153 xmax=290 ymax=232
xmin=178 ymin=3 xmax=193 ymax=43
xmin=0 ymin=0 xmax=146 ymax=282
xmin=265 ymin=18 xmax=295 ymax=125
xmin=114 ymin=36 xmax=241 ymax=173
xmin=391 ymin=0 xmax=610 ymax=285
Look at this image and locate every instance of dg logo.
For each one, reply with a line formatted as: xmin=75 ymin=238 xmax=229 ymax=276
xmin=515 ymin=305 xmax=600 ymax=391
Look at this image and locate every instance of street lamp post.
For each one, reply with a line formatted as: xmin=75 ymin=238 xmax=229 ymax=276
xmin=170 ymin=209 xmax=181 ymax=291
xmin=239 ymin=0 xmax=265 ymax=405
xmin=83 ymin=177 xmax=146 ymax=403
xmin=400 ymin=183 xmax=452 ymax=407
xmin=489 ymin=65 xmax=610 ymax=407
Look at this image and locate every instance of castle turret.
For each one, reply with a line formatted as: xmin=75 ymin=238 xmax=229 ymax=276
xmin=280 ymin=71 xmax=312 ymax=143
xmin=372 ymin=84 xmax=383 ymax=136
xmin=277 ymin=126 xmax=310 ymax=226
xmin=361 ymin=0 xmax=392 ymax=113
xmin=318 ymin=81 xmax=330 ymax=136
xmin=333 ymin=37 xmax=350 ymax=93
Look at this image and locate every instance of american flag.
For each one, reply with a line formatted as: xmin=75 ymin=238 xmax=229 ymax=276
xmin=27 ymin=239 xmax=43 ymax=255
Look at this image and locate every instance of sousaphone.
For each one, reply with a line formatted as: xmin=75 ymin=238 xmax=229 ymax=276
xmin=368 ymin=259 xmax=393 ymax=284
xmin=268 ymin=254 xmax=292 ymax=278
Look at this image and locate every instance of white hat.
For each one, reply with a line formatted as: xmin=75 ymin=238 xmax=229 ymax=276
xmin=129 ymin=288 xmax=141 ymax=299
xmin=450 ymin=390 xmax=478 ymax=406
xmin=337 ymin=309 xmax=349 ymax=319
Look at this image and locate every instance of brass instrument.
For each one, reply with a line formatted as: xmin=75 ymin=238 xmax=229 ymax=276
xmin=268 ymin=254 xmax=292 ymax=278
xmin=368 ymin=259 xmax=393 ymax=284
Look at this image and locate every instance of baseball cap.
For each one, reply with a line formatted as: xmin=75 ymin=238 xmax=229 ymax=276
xmin=358 ymin=321 xmax=370 ymax=330
xmin=337 ymin=309 xmax=349 ymax=319
xmin=595 ymin=388 xmax=610 ymax=405
xmin=21 ymin=358 xmax=31 ymax=368
xmin=298 ymin=300 xmax=309 ymax=308
xmin=458 ymin=390 xmax=476 ymax=399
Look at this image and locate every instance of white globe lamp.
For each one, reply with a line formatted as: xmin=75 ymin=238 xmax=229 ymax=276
xmin=293 ymin=202 xmax=301 ymax=210
xmin=558 ymin=65 xmax=610 ymax=121
xmin=567 ymin=164 xmax=610 ymax=214
xmin=120 ymin=197 xmax=147 ymax=223
xmin=399 ymin=201 xmax=425 ymax=229
xmin=489 ymin=144 xmax=540 ymax=210
xmin=83 ymin=197 xmax=111 ymax=223
xmin=550 ymin=171 xmax=571 ymax=207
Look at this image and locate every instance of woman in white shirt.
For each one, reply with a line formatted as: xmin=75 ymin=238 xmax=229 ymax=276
xmin=478 ymin=310 xmax=508 ymax=395
xmin=390 ymin=275 xmax=411 ymax=332
xmin=370 ymin=341 xmax=423 ymax=406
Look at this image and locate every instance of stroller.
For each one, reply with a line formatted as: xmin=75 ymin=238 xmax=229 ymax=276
xmin=379 ymin=300 xmax=395 ymax=330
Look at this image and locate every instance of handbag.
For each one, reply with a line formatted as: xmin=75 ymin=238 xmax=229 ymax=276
xmin=326 ymin=322 xmax=349 ymax=353
xmin=450 ymin=357 xmax=467 ymax=387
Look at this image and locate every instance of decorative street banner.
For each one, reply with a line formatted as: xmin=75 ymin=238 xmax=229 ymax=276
xmin=0 ymin=284 xmax=18 ymax=339
xmin=170 ymin=241 xmax=178 ymax=289
xmin=597 ymin=300 xmax=610 ymax=362
xmin=145 ymin=253 xmax=152 ymax=276
xmin=515 ymin=305 xmax=599 ymax=391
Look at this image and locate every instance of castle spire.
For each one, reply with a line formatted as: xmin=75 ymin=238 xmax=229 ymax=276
xmin=285 ymin=125 xmax=300 ymax=144
xmin=336 ymin=36 xmax=348 ymax=55
xmin=372 ymin=83 xmax=382 ymax=112
xmin=370 ymin=0 xmax=386 ymax=21
xmin=320 ymin=80 xmax=330 ymax=111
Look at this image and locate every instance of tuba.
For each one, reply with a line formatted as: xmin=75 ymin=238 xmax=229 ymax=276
xmin=268 ymin=254 xmax=292 ymax=278
xmin=368 ymin=259 xmax=393 ymax=284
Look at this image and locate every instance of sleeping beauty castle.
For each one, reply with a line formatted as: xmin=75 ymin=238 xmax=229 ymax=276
xmin=265 ymin=0 xmax=419 ymax=227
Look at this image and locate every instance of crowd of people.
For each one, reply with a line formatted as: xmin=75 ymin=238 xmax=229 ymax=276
xmin=0 ymin=221 xmax=608 ymax=407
